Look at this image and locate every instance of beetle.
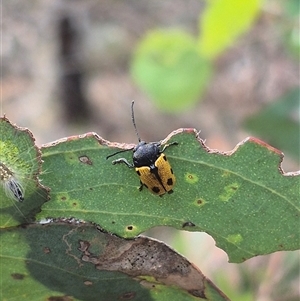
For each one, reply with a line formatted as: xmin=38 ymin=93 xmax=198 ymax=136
xmin=106 ymin=101 xmax=177 ymax=196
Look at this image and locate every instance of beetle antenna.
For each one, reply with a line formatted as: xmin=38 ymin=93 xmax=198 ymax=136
xmin=106 ymin=148 xmax=133 ymax=160
xmin=131 ymin=100 xmax=141 ymax=142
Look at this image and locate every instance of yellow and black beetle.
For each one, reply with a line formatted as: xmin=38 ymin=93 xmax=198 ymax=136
xmin=106 ymin=101 xmax=177 ymax=196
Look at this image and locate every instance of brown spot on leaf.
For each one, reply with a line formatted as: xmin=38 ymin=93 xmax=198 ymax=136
xmin=127 ymin=225 xmax=133 ymax=231
xmin=79 ymin=155 xmax=93 ymax=165
xmin=197 ymin=199 xmax=203 ymax=205
xmin=11 ymin=273 xmax=25 ymax=280
xmin=84 ymin=280 xmax=93 ymax=286
xmin=79 ymin=236 xmax=210 ymax=298
xmin=48 ymin=296 xmax=73 ymax=301
xmin=43 ymin=247 xmax=51 ymax=254
xmin=78 ymin=240 xmax=90 ymax=253
xmin=119 ymin=291 xmax=136 ymax=300
xmin=36 ymin=220 xmax=229 ymax=300
xmin=189 ymin=289 xmax=206 ymax=298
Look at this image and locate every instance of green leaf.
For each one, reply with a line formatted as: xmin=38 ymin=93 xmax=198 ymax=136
xmin=198 ymin=0 xmax=261 ymax=58
xmin=0 ymin=116 xmax=49 ymax=227
xmin=284 ymin=8 xmax=300 ymax=64
xmin=38 ymin=130 xmax=299 ymax=263
xmin=244 ymin=88 xmax=300 ymax=160
xmin=284 ymin=0 xmax=300 ymax=18
xmin=0 ymin=222 xmax=230 ymax=301
xmin=131 ymin=29 xmax=212 ymax=112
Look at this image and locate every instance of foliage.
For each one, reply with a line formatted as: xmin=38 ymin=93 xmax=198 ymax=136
xmin=131 ymin=0 xmax=261 ymax=112
xmin=1 ymin=117 xmax=299 ymax=300
xmin=131 ymin=30 xmax=212 ymax=112
xmin=244 ymin=88 xmax=300 ymax=160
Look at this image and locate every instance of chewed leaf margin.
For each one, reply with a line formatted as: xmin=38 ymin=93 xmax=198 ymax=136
xmin=39 ymin=128 xmax=300 ymax=262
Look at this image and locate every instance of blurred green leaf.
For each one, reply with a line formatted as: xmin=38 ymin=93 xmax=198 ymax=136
xmin=284 ymin=0 xmax=300 ymax=17
xmin=198 ymin=0 xmax=261 ymax=58
xmin=38 ymin=130 xmax=300 ymax=263
xmin=244 ymin=88 xmax=300 ymax=160
xmin=0 ymin=116 xmax=49 ymax=227
xmin=283 ymin=0 xmax=300 ymax=59
xmin=285 ymin=25 xmax=300 ymax=58
xmin=131 ymin=29 xmax=212 ymax=113
xmin=0 ymin=222 xmax=229 ymax=301
xmin=214 ymin=271 xmax=254 ymax=301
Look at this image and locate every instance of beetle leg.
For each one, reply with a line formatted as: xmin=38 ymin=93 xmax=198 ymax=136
xmin=160 ymin=141 xmax=178 ymax=153
xmin=112 ymin=158 xmax=134 ymax=168
xmin=139 ymin=181 xmax=144 ymax=191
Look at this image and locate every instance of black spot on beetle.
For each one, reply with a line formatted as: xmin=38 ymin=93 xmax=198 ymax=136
xmin=136 ymin=170 xmax=141 ymax=176
xmin=152 ymin=187 xmax=160 ymax=193
xmin=167 ymin=178 xmax=173 ymax=185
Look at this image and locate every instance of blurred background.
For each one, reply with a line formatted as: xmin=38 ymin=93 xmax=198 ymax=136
xmin=1 ymin=0 xmax=299 ymax=300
